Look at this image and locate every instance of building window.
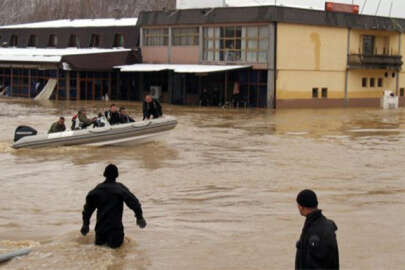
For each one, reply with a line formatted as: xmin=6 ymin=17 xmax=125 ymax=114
xmin=203 ymin=25 xmax=268 ymax=63
xmin=370 ymin=78 xmax=375 ymax=87
xmin=362 ymin=35 xmax=375 ymax=55
xmin=400 ymin=88 xmax=404 ymax=97
xmin=89 ymin=34 xmax=100 ymax=47
xmin=9 ymin=35 xmax=18 ymax=47
xmin=143 ymin=28 xmax=168 ymax=46
xmin=113 ymin=34 xmax=125 ymax=47
xmin=312 ymin=88 xmax=318 ymax=98
xmin=28 ymin=35 xmax=37 ymax=47
xmin=392 ymin=72 xmax=396 ymax=78
xmin=362 ymin=77 xmax=367 ymax=87
xmin=68 ymin=34 xmax=80 ymax=47
xmin=48 ymin=34 xmax=57 ymax=47
xmin=172 ymin=27 xmax=199 ymax=46
xmin=378 ymin=78 xmax=383 ymax=87
xmin=385 ymin=72 xmax=388 ymax=78
xmin=321 ymin=88 xmax=328 ymax=98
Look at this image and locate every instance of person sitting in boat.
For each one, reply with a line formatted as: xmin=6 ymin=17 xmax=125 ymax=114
xmin=143 ymin=95 xmax=162 ymax=120
xmin=119 ymin=107 xmax=135 ymax=124
xmin=48 ymin=117 xmax=66 ymax=134
xmin=104 ymin=104 xmax=120 ymax=125
xmin=78 ymin=109 xmax=97 ymax=129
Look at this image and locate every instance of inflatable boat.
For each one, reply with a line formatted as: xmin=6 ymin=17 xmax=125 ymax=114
xmin=12 ymin=116 xmax=177 ymax=149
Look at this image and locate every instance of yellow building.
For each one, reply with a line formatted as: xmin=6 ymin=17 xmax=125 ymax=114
xmin=136 ymin=5 xmax=405 ymax=108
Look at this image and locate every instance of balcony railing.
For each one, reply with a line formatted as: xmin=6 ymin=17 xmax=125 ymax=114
xmin=348 ymin=54 xmax=403 ymax=70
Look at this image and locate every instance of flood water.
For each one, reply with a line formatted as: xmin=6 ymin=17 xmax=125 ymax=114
xmin=0 ymin=98 xmax=404 ymax=269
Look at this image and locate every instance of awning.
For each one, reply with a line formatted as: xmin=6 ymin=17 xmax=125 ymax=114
xmin=0 ymin=48 xmax=131 ymax=64
xmin=117 ymin=64 xmax=251 ymax=73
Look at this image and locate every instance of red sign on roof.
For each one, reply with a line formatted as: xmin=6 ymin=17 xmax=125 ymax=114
xmin=325 ymin=2 xmax=359 ymax=14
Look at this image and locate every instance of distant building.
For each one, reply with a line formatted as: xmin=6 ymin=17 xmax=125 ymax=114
xmin=0 ymin=4 xmax=405 ymax=108
xmin=0 ymin=18 xmax=141 ymax=100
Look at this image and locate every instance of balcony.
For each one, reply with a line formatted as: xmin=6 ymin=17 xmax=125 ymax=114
xmin=348 ymin=54 xmax=403 ymax=70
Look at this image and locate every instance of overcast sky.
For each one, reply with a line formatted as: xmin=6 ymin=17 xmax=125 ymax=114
xmin=225 ymin=0 xmax=405 ymax=18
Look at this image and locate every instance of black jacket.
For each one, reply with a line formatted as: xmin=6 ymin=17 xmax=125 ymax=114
xmin=119 ymin=114 xmax=135 ymax=124
xmin=104 ymin=110 xmax=121 ymax=125
xmin=82 ymin=179 xmax=143 ymax=234
xmin=296 ymin=210 xmax=339 ymax=270
xmin=143 ymin=99 xmax=162 ymax=120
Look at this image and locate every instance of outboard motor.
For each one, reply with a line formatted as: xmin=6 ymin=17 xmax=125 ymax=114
xmin=14 ymin=126 xmax=38 ymax=142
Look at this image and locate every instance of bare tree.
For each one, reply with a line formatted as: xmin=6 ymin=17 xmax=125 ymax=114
xmin=0 ymin=0 xmax=175 ymax=25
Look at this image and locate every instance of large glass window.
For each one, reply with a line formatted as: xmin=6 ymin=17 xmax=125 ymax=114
xmin=143 ymin=28 xmax=168 ymax=46
xmin=172 ymin=27 xmax=199 ymax=46
xmin=203 ymin=25 xmax=269 ymax=63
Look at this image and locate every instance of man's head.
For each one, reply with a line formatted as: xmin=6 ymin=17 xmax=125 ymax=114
xmin=119 ymin=107 xmax=127 ymax=115
xmin=58 ymin=117 xmax=65 ymax=125
xmin=110 ymin=104 xmax=117 ymax=112
xmin=296 ymin=189 xmax=318 ymax=216
xmin=145 ymin=95 xmax=153 ymax=103
xmin=104 ymin=164 xmax=119 ymax=180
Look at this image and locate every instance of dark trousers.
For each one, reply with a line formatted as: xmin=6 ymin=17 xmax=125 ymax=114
xmin=95 ymin=230 xmax=124 ymax=249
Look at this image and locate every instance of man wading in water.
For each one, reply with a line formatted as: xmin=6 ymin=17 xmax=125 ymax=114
xmin=295 ymin=189 xmax=339 ymax=270
xmin=80 ymin=164 xmax=147 ymax=248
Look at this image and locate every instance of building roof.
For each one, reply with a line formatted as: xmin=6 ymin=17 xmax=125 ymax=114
xmin=0 ymin=48 xmax=131 ymax=63
xmin=117 ymin=63 xmax=251 ymax=73
xmin=0 ymin=18 xmax=138 ymax=29
xmin=138 ymin=5 xmax=405 ymax=32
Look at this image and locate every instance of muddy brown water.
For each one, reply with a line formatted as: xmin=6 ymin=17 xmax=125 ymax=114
xmin=0 ymin=98 xmax=404 ymax=269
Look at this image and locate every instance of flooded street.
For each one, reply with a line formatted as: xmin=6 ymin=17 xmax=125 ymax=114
xmin=0 ymin=99 xmax=404 ymax=269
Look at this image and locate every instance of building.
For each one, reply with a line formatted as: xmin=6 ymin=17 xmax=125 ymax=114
xmin=130 ymin=4 xmax=405 ymax=108
xmin=0 ymin=18 xmax=141 ymax=101
xmin=1 ymin=3 xmax=405 ymax=109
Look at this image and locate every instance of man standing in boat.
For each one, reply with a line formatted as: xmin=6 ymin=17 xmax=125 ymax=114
xmin=48 ymin=117 xmax=66 ymax=134
xmin=80 ymin=164 xmax=147 ymax=248
xmin=143 ymin=94 xmax=162 ymax=120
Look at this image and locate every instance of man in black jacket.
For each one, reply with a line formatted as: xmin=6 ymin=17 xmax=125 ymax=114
xmin=295 ymin=189 xmax=339 ymax=270
xmin=143 ymin=95 xmax=162 ymax=120
xmin=104 ymin=104 xmax=121 ymax=125
xmin=80 ymin=164 xmax=147 ymax=248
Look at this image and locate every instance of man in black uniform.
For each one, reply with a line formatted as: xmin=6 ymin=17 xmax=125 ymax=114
xmin=119 ymin=107 xmax=135 ymax=124
xmin=143 ymin=95 xmax=162 ymax=120
xmin=295 ymin=189 xmax=339 ymax=270
xmin=104 ymin=104 xmax=121 ymax=125
xmin=80 ymin=164 xmax=147 ymax=248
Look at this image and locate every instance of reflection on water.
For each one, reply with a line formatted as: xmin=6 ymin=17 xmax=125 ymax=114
xmin=0 ymin=98 xmax=405 ymax=269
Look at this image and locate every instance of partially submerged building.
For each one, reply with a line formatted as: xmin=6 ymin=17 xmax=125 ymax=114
xmin=1 ymin=1 xmax=405 ymax=108
xmin=0 ymin=18 xmax=141 ymax=100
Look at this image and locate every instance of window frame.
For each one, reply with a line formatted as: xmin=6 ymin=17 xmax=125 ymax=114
xmin=27 ymin=35 xmax=37 ymax=47
xmin=202 ymin=25 xmax=269 ymax=63
xmin=113 ymin=33 xmax=125 ymax=48
xmin=143 ymin=28 xmax=168 ymax=46
xmin=48 ymin=34 xmax=58 ymax=47
xmin=68 ymin=34 xmax=80 ymax=48
xmin=89 ymin=34 xmax=101 ymax=48
xmin=312 ymin=88 xmax=319 ymax=98
xmin=172 ymin=27 xmax=199 ymax=46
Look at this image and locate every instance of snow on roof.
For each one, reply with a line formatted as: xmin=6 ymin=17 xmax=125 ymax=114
xmin=0 ymin=18 xmax=138 ymax=29
xmin=117 ymin=64 xmax=251 ymax=73
xmin=0 ymin=47 xmax=130 ymax=63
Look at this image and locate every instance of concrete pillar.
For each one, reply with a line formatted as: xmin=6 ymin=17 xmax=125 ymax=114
xmin=168 ymin=27 xmax=172 ymax=63
xmin=344 ymin=28 xmax=351 ymax=107
xmin=66 ymin=71 xmax=70 ymax=100
xmin=28 ymin=69 xmax=31 ymax=98
xmin=199 ymin=26 xmax=203 ymax=64
xmin=267 ymin=23 xmax=276 ymax=108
